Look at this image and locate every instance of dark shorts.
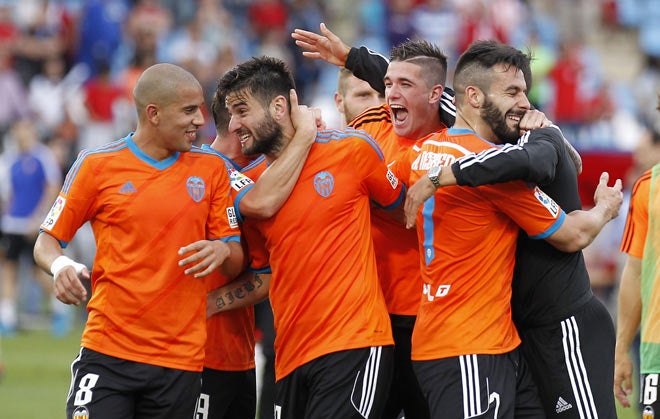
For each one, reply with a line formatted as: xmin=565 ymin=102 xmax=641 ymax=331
xmin=519 ymin=296 xmax=617 ymax=418
xmin=2 ymin=233 xmax=36 ymax=262
xmin=640 ymin=374 xmax=660 ymax=415
xmin=413 ymin=348 xmax=543 ymax=419
xmin=382 ymin=314 xmax=429 ymax=419
xmin=197 ymin=367 xmax=256 ymax=419
xmin=67 ymin=347 xmax=201 ymax=419
xmin=274 ymin=346 xmax=394 ymax=419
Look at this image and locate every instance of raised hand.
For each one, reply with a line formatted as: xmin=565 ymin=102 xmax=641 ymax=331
xmin=291 ymin=23 xmax=351 ymax=67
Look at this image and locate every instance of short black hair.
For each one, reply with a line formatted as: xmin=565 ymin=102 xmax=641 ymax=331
xmin=390 ymin=40 xmax=448 ymax=87
xmin=454 ymin=40 xmax=532 ymax=95
xmin=217 ymin=56 xmax=296 ymax=110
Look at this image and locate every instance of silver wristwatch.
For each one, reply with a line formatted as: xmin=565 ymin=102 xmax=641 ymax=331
xmin=427 ymin=165 xmax=442 ymax=188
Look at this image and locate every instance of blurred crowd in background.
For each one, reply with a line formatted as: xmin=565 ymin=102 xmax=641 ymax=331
xmin=1 ymin=0 xmax=660 ymax=337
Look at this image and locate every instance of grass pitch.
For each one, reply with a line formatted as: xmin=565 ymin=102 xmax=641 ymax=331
xmin=0 ymin=327 xmax=82 ymax=418
xmin=0 ymin=326 xmax=640 ymax=418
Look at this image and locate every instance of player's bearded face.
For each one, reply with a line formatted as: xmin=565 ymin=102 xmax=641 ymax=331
xmin=481 ymin=97 xmax=522 ymax=145
xmin=241 ymin=111 xmax=283 ymax=156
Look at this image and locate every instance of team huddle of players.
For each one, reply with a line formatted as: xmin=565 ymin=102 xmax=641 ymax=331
xmin=34 ymin=22 xmax=643 ymax=419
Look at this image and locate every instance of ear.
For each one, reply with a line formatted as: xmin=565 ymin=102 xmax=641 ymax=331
xmin=465 ymin=86 xmax=484 ymax=109
xmin=428 ymin=85 xmax=444 ymax=105
xmin=270 ymin=95 xmax=288 ymax=120
xmin=145 ymin=104 xmax=160 ymax=124
xmin=333 ymin=92 xmax=344 ymax=114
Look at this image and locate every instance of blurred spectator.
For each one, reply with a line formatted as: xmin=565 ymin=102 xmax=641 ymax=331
xmin=27 ymin=53 xmax=86 ymax=137
xmin=77 ymin=60 xmax=126 ymax=152
xmin=410 ymin=0 xmax=459 ymax=66
xmin=248 ymin=0 xmax=289 ymax=39
xmin=125 ymin=0 xmax=172 ymax=43
xmin=0 ymin=119 xmax=65 ymax=336
xmin=385 ymin=0 xmax=416 ymax=48
xmin=548 ymin=37 xmax=609 ymax=125
xmin=11 ymin=0 xmax=69 ymax=85
xmin=0 ymin=47 xmax=30 ymax=147
xmin=454 ymin=0 xmax=510 ymax=54
xmin=75 ymin=0 xmax=127 ymax=78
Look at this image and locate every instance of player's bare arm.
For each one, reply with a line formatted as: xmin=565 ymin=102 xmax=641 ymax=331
xmin=34 ymin=231 xmax=90 ymax=305
xmin=207 ymin=271 xmax=271 ymax=318
xmin=178 ymin=239 xmax=244 ymax=279
xmin=291 ymin=23 xmax=350 ymax=67
xmin=545 ymin=171 xmax=622 ymax=252
xmin=238 ymin=89 xmax=320 ymax=219
xmin=614 ymin=255 xmax=642 ymax=408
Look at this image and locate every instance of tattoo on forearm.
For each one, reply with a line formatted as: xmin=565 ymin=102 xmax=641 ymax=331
xmin=215 ymin=273 xmax=265 ymax=310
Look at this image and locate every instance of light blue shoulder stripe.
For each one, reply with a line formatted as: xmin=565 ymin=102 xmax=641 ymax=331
xmin=62 ymin=137 xmax=130 ymax=194
xmin=315 ymin=129 xmax=385 ymax=161
xmin=241 ymin=154 xmax=267 ymax=172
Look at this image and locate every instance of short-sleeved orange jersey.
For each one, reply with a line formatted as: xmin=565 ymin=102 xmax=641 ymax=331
xmin=201 ymin=145 xmax=260 ymax=371
xmin=237 ymin=129 xmax=403 ymax=380
xmin=401 ymin=128 xmax=566 ymax=361
xmin=351 ymin=105 xmax=425 ymax=315
xmin=620 ymin=168 xmax=652 ymax=258
xmin=41 ymin=134 xmax=240 ymax=372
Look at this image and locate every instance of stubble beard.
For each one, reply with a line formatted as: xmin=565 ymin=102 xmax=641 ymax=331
xmin=481 ymin=99 xmax=521 ymax=145
xmin=241 ymin=114 xmax=284 ymax=157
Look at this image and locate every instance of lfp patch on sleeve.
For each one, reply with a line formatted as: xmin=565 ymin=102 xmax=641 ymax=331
xmin=41 ymin=196 xmax=66 ymax=231
xmin=534 ymin=186 xmax=559 ymax=217
xmin=229 ymin=168 xmax=254 ymax=192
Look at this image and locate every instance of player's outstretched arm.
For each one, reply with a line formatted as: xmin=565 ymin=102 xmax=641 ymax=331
xmin=207 ymin=271 xmax=271 ymax=318
xmin=614 ymin=255 xmax=642 ymax=408
xmin=291 ymin=22 xmax=351 ymax=67
xmin=545 ymin=172 xmax=622 ymax=252
xmin=238 ymin=89 xmax=319 ymax=219
xmin=34 ymin=231 xmax=90 ymax=305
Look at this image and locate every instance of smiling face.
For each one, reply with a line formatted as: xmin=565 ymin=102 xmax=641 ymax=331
xmin=480 ymin=63 xmax=530 ymax=144
xmin=384 ymin=60 xmax=440 ymax=139
xmin=155 ymin=82 xmax=206 ymax=154
xmin=225 ymin=90 xmax=284 ymax=157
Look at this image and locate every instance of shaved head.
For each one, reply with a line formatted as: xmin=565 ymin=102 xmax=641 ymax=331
xmin=133 ymin=63 xmax=202 ymax=118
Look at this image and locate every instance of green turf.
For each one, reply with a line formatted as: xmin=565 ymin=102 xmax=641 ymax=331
xmin=0 ymin=328 xmax=83 ymax=419
xmin=0 ymin=327 xmax=642 ymax=418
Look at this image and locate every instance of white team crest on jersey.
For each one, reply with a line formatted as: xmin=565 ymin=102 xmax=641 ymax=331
xmin=533 ymin=186 xmax=559 ymax=217
xmin=187 ymin=176 xmax=206 ymax=202
xmin=314 ymin=171 xmax=334 ymax=198
xmin=41 ymin=196 xmax=66 ymax=231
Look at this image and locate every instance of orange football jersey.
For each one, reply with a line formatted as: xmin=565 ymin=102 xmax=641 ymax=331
xmin=41 ymin=134 xmax=240 ymax=371
xmin=400 ymin=128 xmax=566 ymax=360
xmin=237 ymin=129 xmax=402 ymax=380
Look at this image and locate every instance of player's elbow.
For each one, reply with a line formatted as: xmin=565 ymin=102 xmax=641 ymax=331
xmin=546 ymin=227 xmax=594 ymax=253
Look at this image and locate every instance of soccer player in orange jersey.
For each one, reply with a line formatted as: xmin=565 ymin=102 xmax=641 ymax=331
xmin=197 ymin=86 xmax=319 ymax=419
xmin=207 ymin=56 xmax=404 ymax=418
xmin=616 ymin=162 xmax=660 ymax=414
xmin=401 ymin=41 xmax=622 ymax=417
xmin=33 ymin=63 xmax=244 ymax=419
xmin=293 ymin=24 xmax=452 ymax=419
